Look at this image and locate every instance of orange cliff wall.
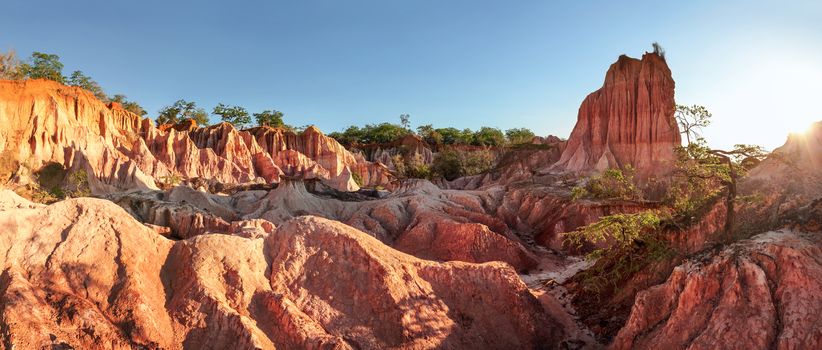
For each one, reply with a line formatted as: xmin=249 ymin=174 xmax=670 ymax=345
xmin=0 ymin=79 xmax=394 ymax=193
xmin=555 ymin=52 xmax=681 ymax=178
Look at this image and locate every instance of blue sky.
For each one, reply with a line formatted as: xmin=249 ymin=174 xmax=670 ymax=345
xmin=2 ymin=0 xmax=820 ymax=149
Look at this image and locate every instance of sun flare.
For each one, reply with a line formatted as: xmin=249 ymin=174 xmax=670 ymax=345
xmin=788 ymin=120 xmax=815 ymax=136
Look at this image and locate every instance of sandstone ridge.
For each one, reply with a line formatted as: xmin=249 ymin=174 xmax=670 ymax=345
xmin=0 ymin=79 xmax=393 ymax=193
xmin=0 ymin=194 xmax=566 ymax=349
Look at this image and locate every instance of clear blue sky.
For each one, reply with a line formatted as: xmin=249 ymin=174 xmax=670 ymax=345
xmin=2 ymin=0 xmax=820 ymax=149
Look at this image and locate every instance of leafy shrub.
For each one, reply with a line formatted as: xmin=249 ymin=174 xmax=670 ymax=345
xmin=67 ymin=169 xmax=91 ymax=197
xmin=351 ymin=172 xmax=363 ymax=187
xmin=571 ymin=166 xmax=641 ymax=201
xmin=565 ymin=210 xmax=674 ymax=294
xmin=254 ymin=110 xmax=286 ymax=128
xmin=404 ymin=155 xmax=432 ymax=179
xmin=0 ymin=49 xmax=23 ymax=79
xmin=157 ymin=99 xmax=209 ymax=125
xmin=504 ymin=128 xmax=536 ymax=145
xmin=431 ymin=147 xmax=495 ymax=180
xmin=159 ymin=173 xmax=183 ymax=188
xmin=213 ymin=103 xmax=251 ymax=128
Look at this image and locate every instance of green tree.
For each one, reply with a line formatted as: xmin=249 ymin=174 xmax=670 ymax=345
xmin=676 ymin=104 xmax=711 ymax=146
xmin=564 ymin=210 xmax=672 ymax=293
xmin=565 ymin=211 xmax=663 ymax=253
xmin=254 ymin=110 xmax=285 ymax=127
xmin=400 ymin=114 xmax=411 ymax=130
xmin=472 ymin=127 xmax=505 ymax=146
xmin=571 ymin=166 xmax=642 ymax=201
xmin=435 ymin=127 xmax=473 ymax=145
xmin=431 ymin=147 xmax=496 ymax=180
xmin=505 ymin=128 xmax=536 ymax=145
xmin=0 ymin=49 xmax=23 ymax=79
xmin=19 ymin=52 xmax=65 ymax=83
xmin=416 ymin=124 xmax=443 ymax=146
xmin=157 ymin=99 xmax=209 ymax=126
xmin=672 ymin=105 xmax=768 ymax=238
xmin=109 ymin=94 xmax=147 ymax=116
xmin=329 ymin=125 xmax=364 ymax=145
xmin=213 ymin=103 xmax=251 ymax=127
xmin=67 ymin=70 xmax=107 ymax=101
xmin=431 ymin=148 xmax=462 ymax=180
xmin=652 ymin=42 xmax=666 ymax=59
xmin=362 ymin=123 xmax=409 ymax=143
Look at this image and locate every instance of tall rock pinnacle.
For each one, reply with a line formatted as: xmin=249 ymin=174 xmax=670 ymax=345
xmin=555 ymin=52 xmax=681 ymax=178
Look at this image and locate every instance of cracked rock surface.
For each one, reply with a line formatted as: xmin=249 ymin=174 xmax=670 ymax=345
xmin=611 ymin=230 xmax=822 ymax=350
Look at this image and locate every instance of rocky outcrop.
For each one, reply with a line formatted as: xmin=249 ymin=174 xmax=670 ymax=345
xmin=241 ymin=179 xmax=539 ymax=270
xmin=0 ymin=194 xmax=566 ymax=349
xmin=355 ymin=134 xmax=435 ymax=172
xmin=0 ymin=79 xmax=159 ymax=193
xmin=555 ymin=53 xmax=680 ymax=178
xmin=611 ymin=231 xmax=822 ymax=350
xmin=0 ymin=79 xmax=393 ymax=193
xmin=105 ymin=189 xmax=232 ymax=239
xmin=737 ymin=120 xmax=822 ymax=234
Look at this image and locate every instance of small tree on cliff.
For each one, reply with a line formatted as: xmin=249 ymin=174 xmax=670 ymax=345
xmin=399 ymin=114 xmax=411 ymax=131
xmin=505 ymin=128 xmax=536 ymax=145
xmin=157 ymin=99 xmax=209 ymax=126
xmin=254 ymin=110 xmax=285 ymax=128
xmin=109 ymin=94 xmax=147 ymax=116
xmin=0 ymin=49 xmax=23 ymax=79
xmin=675 ymin=105 xmax=711 ymax=145
xmin=672 ymin=105 xmax=767 ymax=238
xmin=472 ymin=127 xmax=505 ymax=146
xmin=651 ymin=42 xmax=666 ymax=59
xmin=213 ymin=103 xmax=251 ymax=128
xmin=417 ymin=124 xmax=444 ymax=147
xmin=19 ymin=52 xmax=65 ymax=83
xmin=67 ymin=70 xmax=107 ymax=101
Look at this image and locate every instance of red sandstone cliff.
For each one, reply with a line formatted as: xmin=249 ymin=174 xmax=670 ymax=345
xmin=0 ymin=79 xmax=394 ymax=192
xmin=555 ymin=53 xmax=680 ymax=178
xmin=611 ymin=231 xmax=821 ymax=350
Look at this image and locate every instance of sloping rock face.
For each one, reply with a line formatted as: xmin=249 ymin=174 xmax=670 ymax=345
xmin=738 ymin=120 xmax=822 ymax=234
xmin=611 ymin=231 xmax=822 ymax=350
xmin=0 ymin=194 xmax=565 ymax=349
xmin=555 ymin=53 xmax=680 ymax=178
xmin=0 ymin=79 xmax=393 ymax=192
xmin=354 ymin=134 xmax=435 ymax=172
xmin=238 ymin=179 xmax=540 ymax=271
xmin=0 ymin=79 xmax=159 ymax=193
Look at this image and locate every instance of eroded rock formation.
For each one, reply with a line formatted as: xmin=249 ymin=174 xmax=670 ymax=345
xmin=0 ymin=79 xmax=394 ymax=193
xmin=555 ymin=53 xmax=680 ymax=178
xmin=612 ymin=231 xmax=821 ymax=350
xmin=0 ymin=194 xmax=566 ymax=349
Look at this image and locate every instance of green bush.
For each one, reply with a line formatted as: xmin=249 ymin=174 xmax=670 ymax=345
xmin=159 ymin=173 xmax=183 ymax=187
xmin=571 ymin=166 xmax=641 ymax=201
xmin=565 ymin=210 xmax=674 ymax=294
xmin=67 ymin=169 xmax=91 ymax=197
xmin=431 ymin=147 xmax=495 ymax=180
xmin=504 ymin=128 xmax=535 ymax=145
xmin=351 ymin=172 xmax=363 ymax=187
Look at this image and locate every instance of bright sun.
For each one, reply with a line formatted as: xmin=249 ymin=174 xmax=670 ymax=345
xmin=787 ymin=120 xmax=814 ymax=135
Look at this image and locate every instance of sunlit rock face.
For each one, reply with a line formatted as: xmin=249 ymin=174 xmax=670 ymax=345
xmin=0 ymin=79 xmax=393 ymax=192
xmin=0 ymin=194 xmax=565 ymax=349
xmin=737 ymin=120 xmax=822 ymax=233
xmin=611 ymin=231 xmax=822 ymax=350
xmin=747 ymin=121 xmax=822 ymax=186
xmin=555 ymin=52 xmax=680 ymax=178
